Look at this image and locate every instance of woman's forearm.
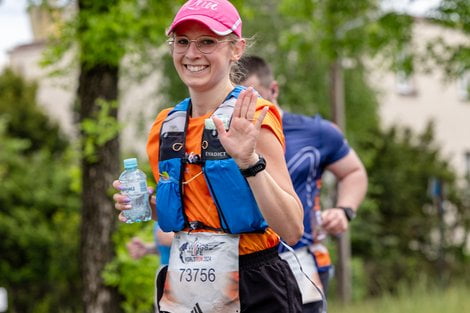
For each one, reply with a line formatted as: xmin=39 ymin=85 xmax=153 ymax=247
xmin=246 ymin=169 xmax=303 ymax=245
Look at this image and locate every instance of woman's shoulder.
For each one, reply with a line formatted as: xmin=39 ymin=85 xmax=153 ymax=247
xmin=255 ymin=98 xmax=281 ymax=120
xmin=254 ymin=98 xmax=284 ymax=147
xmin=152 ymin=107 xmax=173 ymax=129
xmin=147 ymin=107 xmax=174 ymax=148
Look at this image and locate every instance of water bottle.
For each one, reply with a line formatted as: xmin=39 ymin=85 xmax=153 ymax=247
xmin=311 ymin=209 xmax=326 ymax=241
xmin=119 ymin=158 xmax=152 ymax=223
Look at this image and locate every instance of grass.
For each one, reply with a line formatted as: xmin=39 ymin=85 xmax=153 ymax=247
xmin=328 ymin=284 xmax=470 ymax=313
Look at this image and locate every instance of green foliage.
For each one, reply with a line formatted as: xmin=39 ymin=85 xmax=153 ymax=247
xmin=41 ymin=0 xmax=181 ymax=70
xmin=424 ymin=38 xmax=469 ymax=80
xmin=241 ymin=0 xmax=384 ymax=136
xmin=81 ymin=99 xmax=122 ymax=162
xmin=278 ymin=0 xmax=413 ymax=62
xmin=0 ymin=69 xmax=67 ymax=154
xmin=433 ymin=0 xmax=470 ymax=33
xmin=0 ymin=70 xmax=81 ymax=312
xmin=352 ymin=123 xmax=468 ymax=295
xmin=425 ymin=0 xmax=470 ymax=78
xmin=103 ymin=222 xmax=159 ymax=313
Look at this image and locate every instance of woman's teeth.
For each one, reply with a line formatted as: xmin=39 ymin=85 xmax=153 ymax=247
xmin=186 ymin=65 xmax=207 ymax=72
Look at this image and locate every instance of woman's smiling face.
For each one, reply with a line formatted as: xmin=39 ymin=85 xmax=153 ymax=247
xmin=171 ymin=21 xmax=242 ymax=93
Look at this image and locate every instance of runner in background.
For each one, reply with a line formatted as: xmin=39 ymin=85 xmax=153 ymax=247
xmin=238 ymin=55 xmax=368 ymax=313
xmin=126 ymin=222 xmax=173 ymax=269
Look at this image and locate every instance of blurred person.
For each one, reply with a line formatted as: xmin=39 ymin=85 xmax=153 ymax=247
xmin=238 ymin=55 xmax=368 ymax=313
xmin=112 ymin=1 xmax=304 ymax=312
xmin=126 ymin=222 xmax=173 ymax=268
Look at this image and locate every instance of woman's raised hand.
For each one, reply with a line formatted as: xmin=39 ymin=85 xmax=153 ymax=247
xmin=213 ymin=87 xmax=268 ymax=169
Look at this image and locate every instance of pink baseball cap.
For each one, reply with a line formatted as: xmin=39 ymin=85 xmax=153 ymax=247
xmin=167 ymin=0 xmax=242 ymax=38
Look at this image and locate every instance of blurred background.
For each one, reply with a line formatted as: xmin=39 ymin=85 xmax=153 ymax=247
xmin=0 ymin=0 xmax=469 ymax=313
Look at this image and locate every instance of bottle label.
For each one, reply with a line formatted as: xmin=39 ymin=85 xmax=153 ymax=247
xmin=122 ymin=181 xmax=147 ymax=195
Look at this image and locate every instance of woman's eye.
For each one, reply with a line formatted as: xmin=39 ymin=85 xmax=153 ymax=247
xmin=199 ymin=38 xmax=216 ymax=46
xmin=176 ymin=38 xmax=189 ymax=45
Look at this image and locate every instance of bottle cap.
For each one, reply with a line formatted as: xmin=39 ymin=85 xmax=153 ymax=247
xmin=123 ymin=158 xmax=138 ymax=169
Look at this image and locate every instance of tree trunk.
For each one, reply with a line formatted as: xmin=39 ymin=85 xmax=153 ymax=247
xmin=78 ymin=63 xmax=121 ymax=313
xmin=329 ymin=59 xmax=352 ymax=303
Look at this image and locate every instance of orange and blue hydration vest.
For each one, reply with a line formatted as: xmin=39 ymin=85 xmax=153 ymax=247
xmin=156 ymin=86 xmax=268 ymax=234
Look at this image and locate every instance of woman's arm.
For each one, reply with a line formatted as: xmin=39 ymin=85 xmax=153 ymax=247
xmin=156 ymin=228 xmax=174 ymax=246
xmin=213 ymin=87 xmax=303 ymax=244
xmin=247 ymin=129 xmax=304 ymax=245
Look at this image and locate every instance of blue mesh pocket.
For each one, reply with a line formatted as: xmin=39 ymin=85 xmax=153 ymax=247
xmin=156 ymin=159 xmax=185 ymax=232
xmin=204 ymin=159 xmax=267 ymax=233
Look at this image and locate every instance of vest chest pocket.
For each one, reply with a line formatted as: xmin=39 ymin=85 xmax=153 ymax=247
xmin=157 ymin=159 xmax=185 ymax=232
xmin=204 ymin=159 xmax=268 ymax=233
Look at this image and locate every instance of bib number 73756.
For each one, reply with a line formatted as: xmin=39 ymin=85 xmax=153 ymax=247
xmin=159 ymin=232 xmax=241 ymax=313
xmin=179 ymin=267 xmax=216 ymax=283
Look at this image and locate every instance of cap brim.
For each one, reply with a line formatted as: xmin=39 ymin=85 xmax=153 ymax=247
xmin=167 ymin=15 xmax=239 ymax=37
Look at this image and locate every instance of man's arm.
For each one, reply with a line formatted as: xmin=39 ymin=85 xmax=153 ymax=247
xmin=126 ymin=237 xmax=156 ymax=259
xmin=321 ymin=149 xmax=368 ymax=235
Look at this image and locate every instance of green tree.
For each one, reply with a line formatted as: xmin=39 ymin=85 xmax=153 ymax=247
xmin=352 ymin=123 xmax=468 ymax=295
xmin=0 ymin=69 xmax=81 ymax=312
xmin=0 ymin=69 xmax=67 ymax=153
xmin=38 ymin=0 xmax=181 ymax=311
xmin=426 ymin=0 xmax=470 ymax=78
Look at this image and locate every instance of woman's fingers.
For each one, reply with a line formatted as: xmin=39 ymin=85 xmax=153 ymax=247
xmin=113 ymin=193 xmax=131 ymax=210
xmin=239 ymin=88 xmax=252 ymax=119
xmin=240 ymin=87 xmax=258 ymax=120
xmin=112 ymin=179 xmax=122 ymax=190
xmin=212 ymin=115 xmax=227 ymax=139
xmin=254 ymin=106 xmax=269 ymax=129
xmin=232 ymin=89 xmax=245 ymax=118
xmin=245 ymin=88 xmax=257 ymax=122
xmin=118 ymin=212 xmax=128 ymax=222
xmin=234 ymin=87 xmax=257 ymax=121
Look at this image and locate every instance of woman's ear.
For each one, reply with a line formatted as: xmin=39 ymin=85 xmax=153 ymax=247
xmin=231 ymin=39 xmax=246 ymax=62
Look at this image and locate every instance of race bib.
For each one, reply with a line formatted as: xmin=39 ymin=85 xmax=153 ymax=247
xmin=280 ymin=247 xmax=322 ymax=303
xmin=159 ymin=232 xmax=240 ymax=313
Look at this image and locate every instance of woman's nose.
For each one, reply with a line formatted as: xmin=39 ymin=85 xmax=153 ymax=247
xmin=185 ymin=41 xmax=200 ymax=57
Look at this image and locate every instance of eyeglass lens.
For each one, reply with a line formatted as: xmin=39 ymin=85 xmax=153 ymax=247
xmin=170 ymin=36 xmax=227 ymax=54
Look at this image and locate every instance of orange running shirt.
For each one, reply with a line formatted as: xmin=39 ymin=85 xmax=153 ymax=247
xmin=147 ymin=97 xmax=284 ymax=255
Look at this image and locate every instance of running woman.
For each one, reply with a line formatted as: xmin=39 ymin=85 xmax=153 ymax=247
xmin=113 ymin=1 xmax=304 ymax=312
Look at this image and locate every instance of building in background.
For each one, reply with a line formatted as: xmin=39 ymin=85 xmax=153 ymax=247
xmin=369 ymin=18 xmax=470 ymax=181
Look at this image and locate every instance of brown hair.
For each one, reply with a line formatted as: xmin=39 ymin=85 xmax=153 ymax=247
xmin=234 ymin=55 xmax=274 ymax=87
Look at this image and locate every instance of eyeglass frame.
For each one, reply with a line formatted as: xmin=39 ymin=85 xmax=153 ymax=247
xmin=167 ymin=35 xmax=236 ymax=54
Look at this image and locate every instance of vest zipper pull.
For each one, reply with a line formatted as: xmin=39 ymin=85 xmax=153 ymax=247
xmin=188 ymin=221 xmax=200 ymax=233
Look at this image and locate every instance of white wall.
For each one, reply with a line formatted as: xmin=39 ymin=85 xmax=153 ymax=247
xmin=370 ymin=19 xmax=470 ymax=177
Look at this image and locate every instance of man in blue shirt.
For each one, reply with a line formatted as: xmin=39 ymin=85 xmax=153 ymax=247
xmin=238 ymin=56 xmax=368 ymax=313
